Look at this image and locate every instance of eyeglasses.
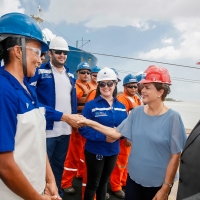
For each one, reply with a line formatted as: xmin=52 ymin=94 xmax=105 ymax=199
xmin=7 ymin=46 xmax=41 ymax=58
xmin=92 ymin=74 xmax=97 ymax=77
xmin=79 ymin=71 xmax=91 ymax=75
xmin=99 ymin=81 xmax=114 ymax=88
xmin=53 ymin=50 xmax=68 ymax=55
xmin=126 ymin=85 xmax=138 ymax=89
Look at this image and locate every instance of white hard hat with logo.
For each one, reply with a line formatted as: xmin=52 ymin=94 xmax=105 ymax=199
xmin=97 ymin=67 xmax=117 ymax=82
xmin=49 ymin=36 xmax=69 ymax=51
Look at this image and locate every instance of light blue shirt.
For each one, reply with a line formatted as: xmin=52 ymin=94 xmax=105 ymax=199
xmin=117 ymin=106 xmax=187 ymax=187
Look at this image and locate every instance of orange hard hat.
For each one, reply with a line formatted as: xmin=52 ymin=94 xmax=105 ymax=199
xmin=139 ymin=65 xmax=171 ymax=85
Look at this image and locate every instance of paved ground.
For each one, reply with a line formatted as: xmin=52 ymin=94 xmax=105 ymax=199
xmin=63 ymin=177 xmax=178 ymax=200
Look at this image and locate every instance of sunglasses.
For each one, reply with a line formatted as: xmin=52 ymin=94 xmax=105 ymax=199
xmin=92 ymin=74 xmax=97 ymax=77
xmin=126 ymin=85 xmax=138 ymax=89
xmin=79 ymin=71 xmax=91 ymax=75
xmin=99 ymin=81 xmax=115 ymax=88
xmin=53 ymin=50 xmax=68 ymax=55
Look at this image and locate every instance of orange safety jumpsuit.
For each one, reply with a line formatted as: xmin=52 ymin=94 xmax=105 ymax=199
xmin=110 ymin=91 xmax=142 ymax=192
xmin=61 ymin=80 xmax=94 ymax=189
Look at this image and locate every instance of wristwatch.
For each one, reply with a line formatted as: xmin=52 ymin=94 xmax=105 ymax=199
xmin=163 ymin=182 xmax=173 ymax=188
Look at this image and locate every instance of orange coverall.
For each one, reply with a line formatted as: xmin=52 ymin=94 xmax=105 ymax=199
xmin=61 ymin=80 xmax=91 ymax=189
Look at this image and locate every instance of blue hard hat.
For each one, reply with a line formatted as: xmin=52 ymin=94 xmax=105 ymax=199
xmin=123 ymin=74 xmax=138 ymax=86
xmin=76 ymin=62 xmax=91 ymax=72
xmin=136 ymin=71 xmax=146 ymax=82
xmin=91 ymin=66 xmax=101 ymax=73
xmin=0 ymin=13 xmax=48 ymax=52
xmin=111 ymin=68 xmax=121 ymax=82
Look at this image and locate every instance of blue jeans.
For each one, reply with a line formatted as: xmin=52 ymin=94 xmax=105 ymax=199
xmin=47 ymin=135 xmax=70 ymax=197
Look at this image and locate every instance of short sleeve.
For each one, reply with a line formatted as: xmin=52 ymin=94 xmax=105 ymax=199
xmin=0 ymin=92 xmax=18 ymax=152
xmin=170 ymin=112 xmax=187 ymax=154
xmin=117 ymin=109 xmax=135 ymax=140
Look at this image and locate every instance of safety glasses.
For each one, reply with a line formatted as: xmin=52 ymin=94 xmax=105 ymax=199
xmin=99 ymin=81 xmax=115 ymax=88
xmin=7 ymin=46 xmax=41 ymax=58
xmin=53 ymin=50 xmax=68 ymax=55
xmin=92 ymin=74 xmax=97 ymax=77
xmin=79 ymin=71 xmax=91 ymax=75
xmin=126 ymin=85 xmax=138 ymax=89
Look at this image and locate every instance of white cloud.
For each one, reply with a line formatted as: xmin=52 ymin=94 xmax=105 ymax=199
xmin=44 ymin=0 xmax=200 ymax=29
xmin=0 ymin=0 xmax=24 ymax=16
xmin=139 ymin=18 xmax=200 ymax=60
xmin=139 ymin=46 xmax=180 ymax=60
xmin=162 ymin=38 xmax=173 ymax=44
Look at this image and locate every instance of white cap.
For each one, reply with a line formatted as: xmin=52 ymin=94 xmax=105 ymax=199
xmin=49 ymin=36 xmax=69 ymax=51
xmin=97 ymin=67 xmax=117 ymax=82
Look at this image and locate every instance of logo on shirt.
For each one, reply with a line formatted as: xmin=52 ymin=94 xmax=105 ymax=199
xmin=41 ymin=73 xmax=53 ymax=79
xmin=94 ymin=111 xmax=108 ymax=117
xmin=26 ymin=103 xmax=29 ymax=109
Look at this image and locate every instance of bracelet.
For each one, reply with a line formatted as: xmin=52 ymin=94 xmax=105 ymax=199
xmin=163 ymin=182 xmax=173 ymax=188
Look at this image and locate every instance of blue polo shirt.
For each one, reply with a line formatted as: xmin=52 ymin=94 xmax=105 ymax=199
xmin=0 ymin=69 xmax=51 ymax=197
xmin=0 ymin=70 xmax=42 ymax=152
xmin=79 ymin=95 xmax=127 ymax=156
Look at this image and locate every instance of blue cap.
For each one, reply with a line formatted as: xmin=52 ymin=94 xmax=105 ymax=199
xmin=91 ymin=66 xmax=101 ymax=73
xmin=0 ymin=13 xmax=49 ymax=52
xmin=123 ymin=74 xmax=138 ymax=86
xmin=76 ymin=62 xmax=91 ymax=72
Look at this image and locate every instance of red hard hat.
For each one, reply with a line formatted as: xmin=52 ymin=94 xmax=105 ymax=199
xmin=139 ymin=65 xmax=171 ymax=85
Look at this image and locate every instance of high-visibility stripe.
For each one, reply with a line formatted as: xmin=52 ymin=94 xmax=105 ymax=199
xmin=92 ymin=107 xmax=126 ymax=112
xmin=38 ymin=69 xmax=52 ymax=74
xmin=64 ymin=167 xmax=77 ymax=171
xmin=82 ymin=183 xmax=87 ymax=186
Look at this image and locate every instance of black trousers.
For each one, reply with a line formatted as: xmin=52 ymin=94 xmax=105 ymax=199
xmin=125 ymin=175 xmax=171 ymax=200
xmin=84 ymin=150 xmax=118 ymax=200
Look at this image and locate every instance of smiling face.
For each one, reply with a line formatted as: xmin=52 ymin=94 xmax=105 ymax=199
xmin=124 ymin=83 xmax=138 ymax=96
xmin=49 ymin=50 xmax=67 ymax=68
xmin=26 ymin=40 xmax=42 ymax=77
xmin=77 ymin=70 xmax=91 ymax=83
xmin=98 ymin=80 xmax=116 ymax=99
xmin=141 ymin=83 xmax=164 ymax=104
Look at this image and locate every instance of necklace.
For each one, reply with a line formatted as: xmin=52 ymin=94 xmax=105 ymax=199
xmin=147 ymin=103 xmax=164 ymax=116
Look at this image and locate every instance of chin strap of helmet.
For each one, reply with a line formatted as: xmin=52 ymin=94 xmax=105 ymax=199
xmin=21 ymin=37 xmax=27 ymax=76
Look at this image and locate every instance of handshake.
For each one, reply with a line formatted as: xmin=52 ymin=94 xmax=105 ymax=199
xmin=61 ymin=114 xmax=86 ymax=129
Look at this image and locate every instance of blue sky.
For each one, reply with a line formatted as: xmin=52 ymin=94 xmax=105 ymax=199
xmin=1 ymin=0 xmax=200 ymax=102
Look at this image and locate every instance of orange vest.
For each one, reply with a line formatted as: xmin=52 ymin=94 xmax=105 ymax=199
xmin=76 ymin=81 xmax=96 ymax=114
xmin=117 ymin=92 xmax=142 ymax=113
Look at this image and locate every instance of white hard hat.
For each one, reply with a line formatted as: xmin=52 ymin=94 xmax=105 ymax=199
xmin=97 ymin=67 xmax=117 ymax=82
xmin=49 ymin=36 xmax=69 ymax=51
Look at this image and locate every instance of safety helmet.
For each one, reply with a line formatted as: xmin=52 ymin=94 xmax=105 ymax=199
xmin=49 ymin=36 xmax=69 ymax=51
xmin=139 ymin=65 xmax=171 ymax=85
xmin=97 ymin=67 xmax=117 ymax=82
xmin=91 ymin=66 xmax=101 ymax=73
xmin=0 ymin=13 xmax=48 ymax=52
xmin=136 ymin=71 xmax=146 ymax=82
xmin=111 ymin=68 xmax=121 ymax=82
xmin=76 ymin=62 xmax=91 ymax=72
xmin=123 ymin=74 xmax=138 ymax=86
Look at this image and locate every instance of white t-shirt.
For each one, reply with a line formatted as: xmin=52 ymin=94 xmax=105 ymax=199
xmin=46 ymin=64 xmax=72 ymax=138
